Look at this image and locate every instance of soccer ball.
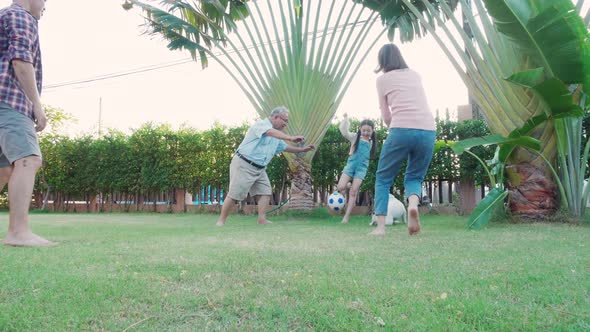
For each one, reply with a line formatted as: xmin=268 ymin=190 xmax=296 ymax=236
xmin=327 ymin=192 xmax=346 ymax=212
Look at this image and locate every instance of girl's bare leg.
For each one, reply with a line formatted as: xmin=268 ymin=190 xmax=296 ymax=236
xmin=336 ymin=173 xmax=351 ymax=195
xmin=342 ymin=178 xmax=362 ymax=223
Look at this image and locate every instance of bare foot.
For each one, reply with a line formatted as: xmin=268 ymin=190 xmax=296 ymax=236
xmin=341 ymin=216 xmax=349 ymax=223
xmin=2 ymin=232 xmax=57 ymax=247
xmin=408 ymin=207 xmax=421 ymax=235
xmin=369 ymin=227 xmax=386 ymax=236
xmin=215 ymin=220 xmax=225 ymax=227
xmin=257 ymin=219 xmax=272 ymax=225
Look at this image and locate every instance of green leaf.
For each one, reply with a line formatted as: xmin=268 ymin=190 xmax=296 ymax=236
xmin=434 ymin=140 xmax=450 ymax=153
xmin=483 ymin=0 xmax=590 ymax=88
xmin=453 ymin=132 xmax=541 ymax=168
xmin=507 ymin=75 xmax=583 ymax=117
xmin=505 ymin=67 xmax=545 ymax=88
xmin=496 ymin=135 xmax=541 ymax=164
xmin=451 ymin=134 xmax=540 ymax=156
xmin=534 ymin=79 xmax=584 ymax=117
xmin=294 ymin=0 xmax=301 ymax=17
xmin=229 ymin=1 xmax=250 ymax=21
xmin=508 ymin=114 xmax=547 ymax=138
xmin=355 ymin=0 xmax=459 ymax=43
xmin=129 ymin=0 xmax=250 ymax=69
xmin=452 ymin=135 xmax=503 ymax=155
xmin=467 ymin=188 xmax=508 ymax=229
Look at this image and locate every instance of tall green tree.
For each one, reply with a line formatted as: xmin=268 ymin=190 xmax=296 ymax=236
xmin=124 ymin=0 xmax=455 ymax=210
xmin=35 ymin=105 xmax=76 ymax=209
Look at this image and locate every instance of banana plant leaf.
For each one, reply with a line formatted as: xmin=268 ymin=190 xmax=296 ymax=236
xmin=452 ymin=134 xmax=541 ymax=159
xmin=483 ymin=0 xmax=590 ymax=91
xmin=468 ymin=187 xmax=509 ymax=229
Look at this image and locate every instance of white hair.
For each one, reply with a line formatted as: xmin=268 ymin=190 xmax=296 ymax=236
xmin=270 ymin=106 xmax=289 ymax=117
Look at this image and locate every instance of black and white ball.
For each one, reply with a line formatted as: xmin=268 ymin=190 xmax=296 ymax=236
xmin=327 ymin=192 xmax=346 ymax=212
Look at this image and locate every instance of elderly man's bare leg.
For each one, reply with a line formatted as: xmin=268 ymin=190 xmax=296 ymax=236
xmin=256 ymin=195 xmax=272 ymax=224
xmin=216 ymin=198 xmax=237 ymax=226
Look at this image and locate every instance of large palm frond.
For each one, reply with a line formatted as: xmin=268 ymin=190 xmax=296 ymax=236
xmin=354 ymin=0 xmax=459 ymax=41
xmin=124 ymin=0 xmax=249 ymax=68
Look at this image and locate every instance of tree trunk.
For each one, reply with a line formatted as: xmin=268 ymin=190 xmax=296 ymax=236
xmin=448 ymin=181 xmax=453 ymax=204
xmin=506 ymin=162 xmax=558 ymax=218
xmin=282 ymin=187 xmax=288 ymax=204
xmin=288 ymin=158 xmax=314 ymax=210
xmin=480 ymin=183 xmax=486 ymax=199
xmin=32 ymin=190 xmax=42 ymax=209
xmin=459 ymin=178 xmax=476 ymax=215
xmin=42 ymin=186 xmax=50 ymax=210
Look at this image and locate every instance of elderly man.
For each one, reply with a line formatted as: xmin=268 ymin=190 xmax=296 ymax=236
xmin=216 ymin=106 xmax=314 ymax=226
xmin=0 ymin=0 xmax=53 ymax=246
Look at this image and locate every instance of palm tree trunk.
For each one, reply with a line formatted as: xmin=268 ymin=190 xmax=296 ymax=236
xmin=506 ymin=163 xmax=558 ymax=218
xmin=288 ymin=157 xmax=314 ymax=210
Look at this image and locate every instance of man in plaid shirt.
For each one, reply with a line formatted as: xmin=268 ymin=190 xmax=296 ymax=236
xmin=0 ymin=0 xmax=53 ymax=246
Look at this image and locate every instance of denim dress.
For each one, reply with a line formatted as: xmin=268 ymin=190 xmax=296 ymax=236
xmin=342 ymin=139 xmax=371 ymax=180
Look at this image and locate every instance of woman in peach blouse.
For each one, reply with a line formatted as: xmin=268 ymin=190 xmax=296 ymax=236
xmin=371 ymin=44 xmax=436 ymax=236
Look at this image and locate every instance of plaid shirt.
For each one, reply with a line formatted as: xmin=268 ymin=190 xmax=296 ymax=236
xmin=0 ymin=4 xmax=42 ymax=120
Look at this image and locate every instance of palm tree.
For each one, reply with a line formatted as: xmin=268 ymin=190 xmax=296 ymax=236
xmin=367 ymin=0 xmax=590 ymax=219
xmin=124 ymin=0 xmax=456 ymax=210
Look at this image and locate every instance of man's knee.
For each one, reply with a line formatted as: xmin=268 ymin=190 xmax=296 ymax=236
xmin=13 ymin=155 xmax=42 ymax=171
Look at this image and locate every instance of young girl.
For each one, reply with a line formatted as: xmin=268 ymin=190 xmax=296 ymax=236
xmin=337 ymin=113 xmax=376 ymax=223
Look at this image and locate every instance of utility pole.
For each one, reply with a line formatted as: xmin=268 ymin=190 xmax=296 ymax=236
xmin=98 ymin=97 xmax=102 ymax=136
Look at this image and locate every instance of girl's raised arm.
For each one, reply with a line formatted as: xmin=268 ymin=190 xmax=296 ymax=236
xmin=339 ymin=114 xmax=356 ymax=143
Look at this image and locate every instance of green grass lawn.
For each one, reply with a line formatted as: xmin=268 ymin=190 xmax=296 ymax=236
xmin=0 ymin=211 xmax=588 ymax=331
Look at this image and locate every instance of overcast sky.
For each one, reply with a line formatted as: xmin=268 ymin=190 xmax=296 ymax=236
xmin=1 ymin=0 xmax=467 ymax=136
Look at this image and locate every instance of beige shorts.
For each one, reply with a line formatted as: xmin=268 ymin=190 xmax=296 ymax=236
xmin=226 ymin=154 xmax=272 ymax=201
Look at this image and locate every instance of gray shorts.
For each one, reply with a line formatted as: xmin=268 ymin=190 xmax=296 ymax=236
xmin=0 ymin=102 xmax=42 ymax=167
xmin=226 ymin=154 xmax=271 ymax=201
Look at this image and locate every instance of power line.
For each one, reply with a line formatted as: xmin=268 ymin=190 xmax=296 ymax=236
xmin=43 ymin=58 xmax=195 ymax=90
xmin=42 ymin=19 xmax=372 ymax=92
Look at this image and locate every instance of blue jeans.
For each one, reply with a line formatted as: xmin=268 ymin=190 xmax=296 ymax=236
xmin=374 ymin=128 xmax=435 ymax=215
